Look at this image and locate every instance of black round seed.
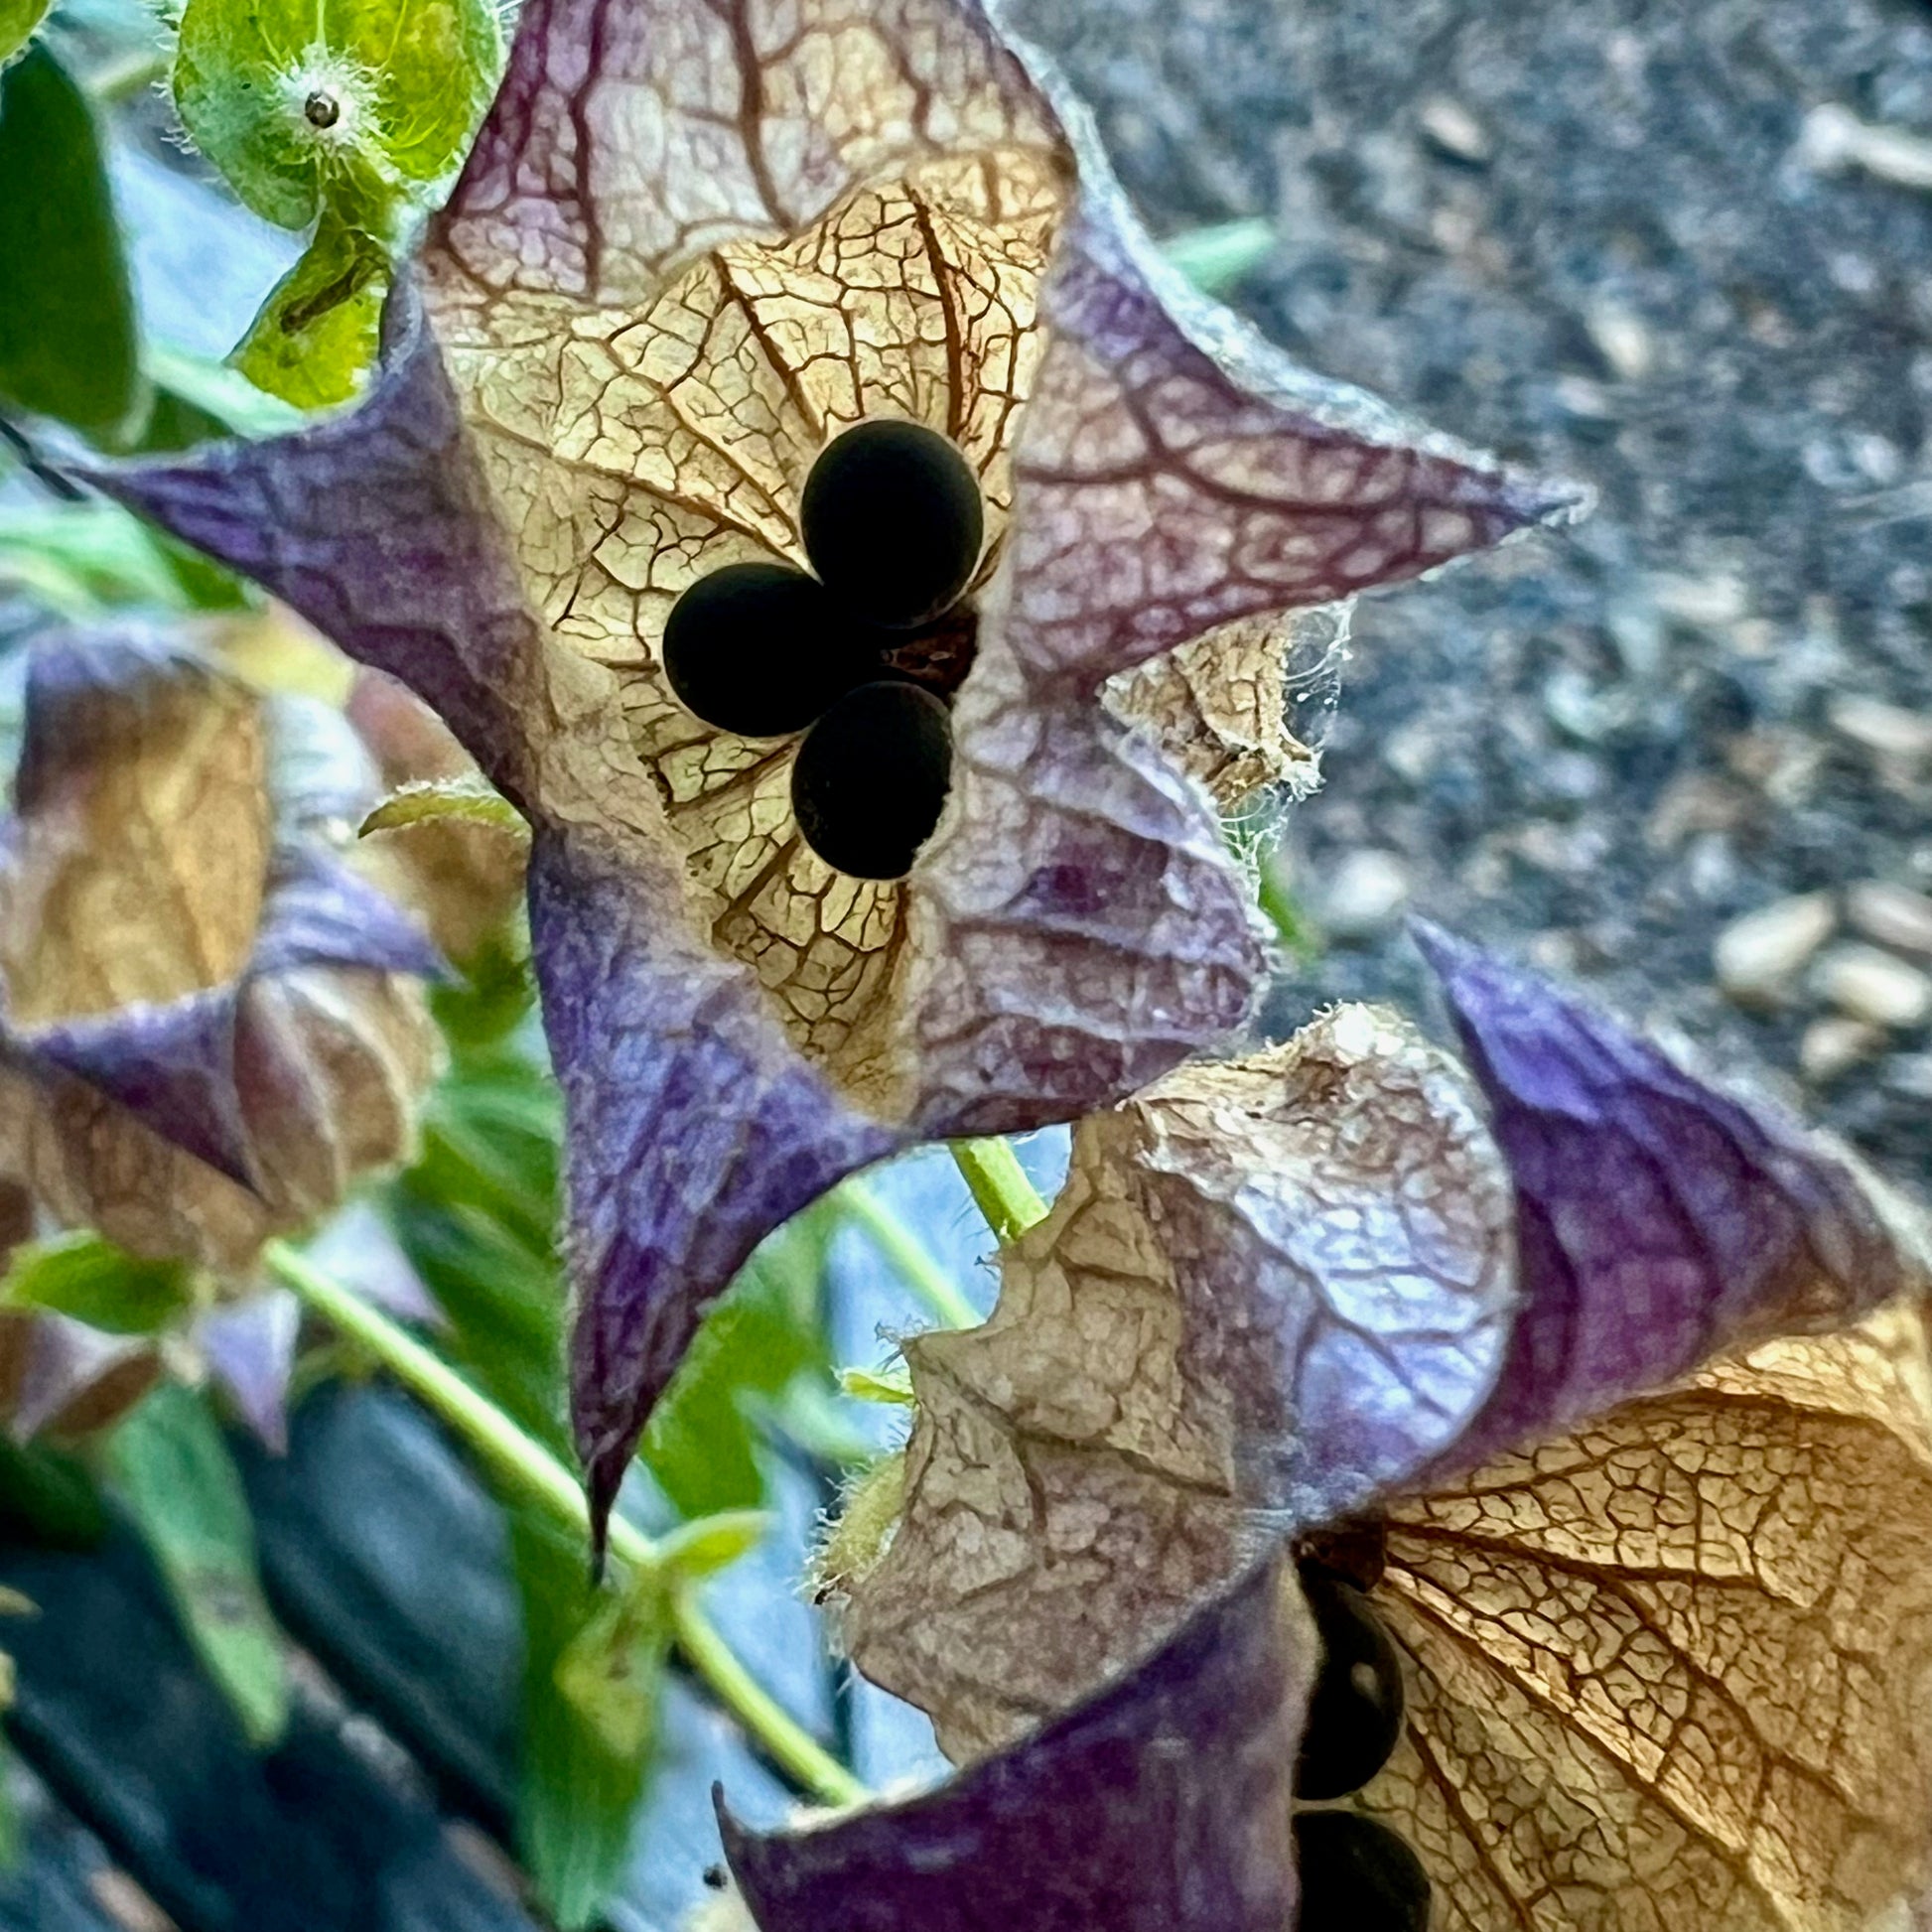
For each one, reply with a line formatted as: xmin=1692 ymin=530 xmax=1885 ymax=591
xmin=1293 ymin=1811 xmax=1432 ymax=1932
xmin=304 ymin=90 xmax=341 ymax=128
xmin=791 ymin=680 xmax=953 ymax=880
xmin=800 ymin=420 xmax=985 ymax=628
xmin=1295 ymin=1569 xmax=1406 ymax=1801
xmin=662 ymin=562 xmax=878 ymax=737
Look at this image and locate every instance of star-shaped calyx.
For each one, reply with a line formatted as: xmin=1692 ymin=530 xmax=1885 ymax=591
xmin=91 ymin=0 xmax=1582 ymax=1534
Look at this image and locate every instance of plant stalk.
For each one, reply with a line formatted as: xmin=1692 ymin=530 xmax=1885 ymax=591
xmin=948 ymin=1138 xmax=1049 ymax=1246
xmin=263 ymin=1239 xmax=867 ymax=1808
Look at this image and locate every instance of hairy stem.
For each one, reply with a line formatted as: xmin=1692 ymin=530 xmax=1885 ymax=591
xmin=263 ymin=1239 xmax=868 ymax=1807
xmin=838 ymin=1178 xmax=980 ymax=1329
xmin=948 ymin=1138 xmax=1049 ymax=1246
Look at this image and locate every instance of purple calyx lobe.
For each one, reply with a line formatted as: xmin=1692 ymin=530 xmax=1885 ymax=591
xmin=721 ymin=1554 xmax=1307 ymax=1932
xmin=530 ymin=831 xmax=899 ymax=1533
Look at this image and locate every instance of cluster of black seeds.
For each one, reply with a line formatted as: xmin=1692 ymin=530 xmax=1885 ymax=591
xmin=662 ymin=419 xmax=985 ymax=882
xmin=1293 ymin=1556 xmax=1432 ymax=1932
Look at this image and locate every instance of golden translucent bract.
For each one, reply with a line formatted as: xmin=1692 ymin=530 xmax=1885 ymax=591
xmin=429 ymin=134 xmax=1331 ymax=1096
xmin=0 ymin=659 xmax=269 ymax=1024
xmin=1360 ymin=1310 xmax=1932 ymax=1932
xmin=431 ymin=159 xmax=1063 ymax=1088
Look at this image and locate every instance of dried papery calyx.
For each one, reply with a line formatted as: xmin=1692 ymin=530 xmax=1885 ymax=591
xmin=721 ymin=1553 xmax=1310 ymax=1932
xmin=1292 ymin=1811 xmax=1431 ymax=1932
xmin=801 ymin=421 xmax=986 ymax=628
xmin=93 ymin=0 xmax=1584 ymax=1540
xmin=791 ymin=682 xmax=955 ymax=882
xmin=1293 ymin=1564 xmax=1405 ymax=1802
xmin=662 ymin=563 xmax=877 ymax=739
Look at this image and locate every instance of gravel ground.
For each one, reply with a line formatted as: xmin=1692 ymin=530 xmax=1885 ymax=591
xmin=1016 ymin=0 xmax=1932 ymax=1186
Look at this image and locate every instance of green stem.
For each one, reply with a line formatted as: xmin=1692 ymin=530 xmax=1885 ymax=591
xmin=949 ymin=1139 xmax=1049 ymax=1246
xmin=1256 ymin=856 xmax=1318 ymax=961
xmin=1161 ymin=215 xmax=1276 ymax=296
xmin=86 ymin=51 xmax=172 ymax=105
xmin=263 ymin=1240 xmax=867 ymax=1808
xmin=838 ymin=1178 xmax=979 ymax=1329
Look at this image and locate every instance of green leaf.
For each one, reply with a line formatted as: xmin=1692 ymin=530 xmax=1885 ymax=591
xmin=0 ymin=498 xmax=249 ymax=616
xmin=638 ymin=1207 xmax=835 ymax=1517
xmin=0 ymin=0 xmax=50 ymax=69
xmin=0 ymin=1737 xmax=19 ymax=1872
xmin=4 ymin=1232 xmax=194 ymax=1335
xmin=147 ymin=341 xmax=307 ymax=437
xmin=656 ymin=1508 xmax=769 ymax=1581
xmin=1255 ymin=845 xmax=1319 ymax=961
xmin=229 ymin=212 xmax=389 ymax=407
xmin=510 ymin=1511 xmax=660 ymax=1929
xmin=107 ymin=1385 xmax=289 ymax=1748
xmin=0 ymin=1436 xmax=106 ymax=1549
xmin=838 ymin=1363 xmax=913 ymax=1406
xmin=360 ymin=774 xmax=529 ymax=841
xmin=172 ymin=0 xmax=501 ymax=232
xmin=0 ymin=45 xmax=144 ymax=437
xmin=552 ymin=1568 xmax=673 ymax=1760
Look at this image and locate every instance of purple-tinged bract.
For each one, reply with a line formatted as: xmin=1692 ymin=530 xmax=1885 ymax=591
xmin=1415 ymin=920 xmax=1931 ymax=1474
xmin=721 ymin=1554 xmax=1308 ymax=1932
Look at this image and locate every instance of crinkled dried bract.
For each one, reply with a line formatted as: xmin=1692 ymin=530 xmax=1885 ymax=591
xmin=95 ymin=0 xmax=1578 ymax=1519
xmin=1106 ymin=604 xmax=1344 ymax=812
xmin=0 ymin=630 xmax=442 ymax=1277
xmin=839 ymin=1001 xmax=1519 ymax=1761
xmin=1361 ymin=1308 xmax=1932 ymax=1932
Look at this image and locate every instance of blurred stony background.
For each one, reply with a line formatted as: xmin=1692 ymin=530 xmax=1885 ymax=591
xmin=1015 ymin=0 xmax=1932 ymax=1186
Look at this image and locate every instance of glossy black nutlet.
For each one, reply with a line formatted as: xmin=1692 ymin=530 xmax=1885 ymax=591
xmin=662 ymin=562 xmax=875 ymax=738
xmin=1295 ymin=1569 xmax=1406 ymax=1801
xmin=1292 ymin=1811 xmax=1432 ymax=1932
xmin=791 ymin=680 xmax=953 ymax=881
xmin=800 ymin=420 xmax=985 ymax=628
